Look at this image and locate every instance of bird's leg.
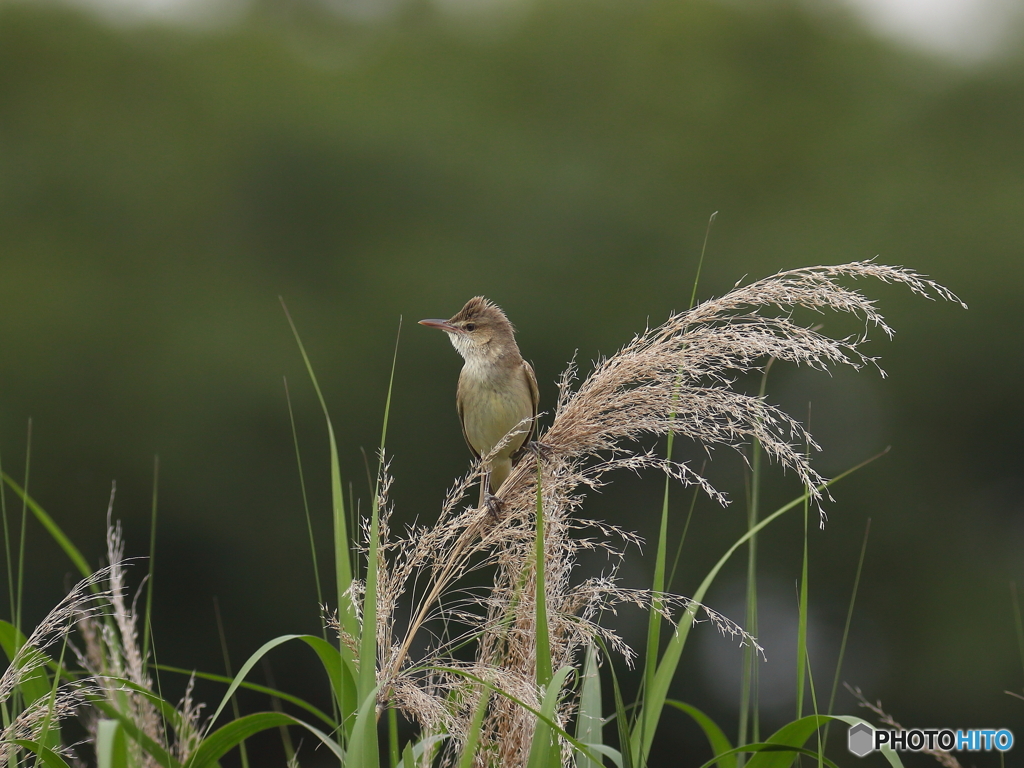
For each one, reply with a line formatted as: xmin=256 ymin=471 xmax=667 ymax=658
xmin=478 ymin=466 xmax=503 ymax=518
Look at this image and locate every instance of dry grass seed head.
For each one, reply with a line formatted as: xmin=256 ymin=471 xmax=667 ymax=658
xmin=372 ymin=263 xmax=962 ymax=762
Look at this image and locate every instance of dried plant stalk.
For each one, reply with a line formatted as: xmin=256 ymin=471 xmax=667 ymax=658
xmin=847 ymin=684 xmax=964 ymax=768
xmin=366 ymin=262 xmax=962 ymax=767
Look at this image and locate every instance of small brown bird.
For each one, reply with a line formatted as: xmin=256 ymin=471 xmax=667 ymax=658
xmin=420 ymin=297 xmax=539 ymax=512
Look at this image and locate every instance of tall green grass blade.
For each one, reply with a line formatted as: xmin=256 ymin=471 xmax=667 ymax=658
xmin=0 ymin=445 xmax=13 ymax=633
xmin=16 ymin=420 xmax=32 ymax=636
xmin=142 ymin=455 xmax=159 ymax=674
xmin=284 ymin=376 xmax=326 ymax=619
xmin=96 ymin=720 xmax=130 ymax=768
xmin=574 ymin=643 xmax=604 ymax=768
xmin=599 ymin=638 xmax=633 ymax=768
xmin=280 ymin=299 xmax=357 ymax=641
xmin=640 ymin=439 xmax=671 ymax=749
xmin=795 ymin=478 xmax=809 ymax=720
xmin=34 ymin=621 xmax=71 ymax=756
xmin=688 ymin=211 xmax=717 ymax=312
xmin=345 ymin=685 xmax=383 ymax=768
xmin=304 ymin=635 xmax=358 ymax=729
xmin=90 ymin=700 xmax=181 ymax=768
xmin=801 ymin=640 xmax=823 ymax=768
xmin=401 ymin=742 xmax=416 ymax=768
xmin=213 ymin=597 xmax=249 ymax=768
xmin=0 ymin=474 xmax=92 ymax=581
xmin=667 ymin=479 xmax=702 ymax=592
xmin=526 ymin=666 xmax=573 ymax=768
xmin=631 ymin=449 xmax=887 ymax=765
xmin=822 ymin=517 xmax=871 ymax=751
xmin=456 ymin=686 xmax=492 ymax=768
xmin=664 ymin=701 xmax=735 ymax=768
xmin=641 ymin=210 xmax=718 ymax=747
xmin=739 ymin=366 xmax=772 ymax=761
xmin=534 ymin=461 xmax=552 ymax=687
xmin=388 ymin=706 xmax=400 ymax=768
xmin=430 ymin=665 xmax=611 ymax=767
xmin=359 ymin=319 xmax=401 ymax=711
xmin=377 ymin=318 xmax=401 ymax=474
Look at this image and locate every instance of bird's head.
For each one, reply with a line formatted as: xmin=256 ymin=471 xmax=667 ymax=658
xmin=419 ymin=296 xmax=516 ymax=360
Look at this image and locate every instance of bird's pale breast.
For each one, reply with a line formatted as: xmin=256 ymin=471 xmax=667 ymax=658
xmin=459 ymin=361 xmax=533 ymax=461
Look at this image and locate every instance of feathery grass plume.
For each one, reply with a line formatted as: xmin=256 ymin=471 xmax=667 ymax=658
xmin=369 ymin=262 xmax=961 ymax=765
xmin=0 ymin=567 xmax=111 ymax=762
xmin=75 ymin=499 xmax=206 ymax=765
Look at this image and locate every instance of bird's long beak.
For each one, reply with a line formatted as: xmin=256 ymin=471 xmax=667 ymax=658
xmin=418 ymin=319 xmax=460 ymax=333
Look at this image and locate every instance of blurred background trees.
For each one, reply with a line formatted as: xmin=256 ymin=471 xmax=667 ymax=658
xmin=1 ymin=0 xmax=1022 ymax=763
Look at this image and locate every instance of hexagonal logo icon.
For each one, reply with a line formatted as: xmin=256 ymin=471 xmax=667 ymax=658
xmin=848 ymin=722 xmax=874 ymax=757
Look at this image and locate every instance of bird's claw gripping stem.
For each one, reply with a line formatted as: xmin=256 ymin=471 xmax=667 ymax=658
xmin=483 ymin=492 xmax=504 ymax=519
xmin=525 ymin=441 xmax=553 ymax=460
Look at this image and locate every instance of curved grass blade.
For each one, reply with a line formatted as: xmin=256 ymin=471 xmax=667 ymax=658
xmin=8 ymin=740 xmax=72 ymax=768
xmin=741 ymin=715 xmax=904 ymax=768
xmin=0 ymin=474 xmax=91 ymax=581
xmin=207 ymin=634 xmax=354 ymax=730
xmin=279 ymin=299 xmax=356 ymax=642
xmin=187 ymin=711 xmax=345 ymax=768
xmin=153 ymin=663 xmax=333 ymax=729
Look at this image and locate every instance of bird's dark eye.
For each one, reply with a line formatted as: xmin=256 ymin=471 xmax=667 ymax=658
xmin=465 ymin=323 xmax=476 ymax=331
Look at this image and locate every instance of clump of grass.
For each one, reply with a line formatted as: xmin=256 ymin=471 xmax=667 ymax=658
xmin=366 ymin=262 xmax=963 ymax=764
xmin=1 ymin=260 xmax=963 ymax=768
xmin=74 ymin=497 xmax=206 ymax=766
xmin=0 ymin=567 xmax=110 ymax=763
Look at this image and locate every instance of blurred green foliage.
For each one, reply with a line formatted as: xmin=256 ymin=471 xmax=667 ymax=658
xmin=1 ymin=0 xmax=1022 ymax=763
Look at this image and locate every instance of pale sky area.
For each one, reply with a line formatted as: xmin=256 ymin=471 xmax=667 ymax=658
xmin=59 ymin=0 xmax=1024 ymax=60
